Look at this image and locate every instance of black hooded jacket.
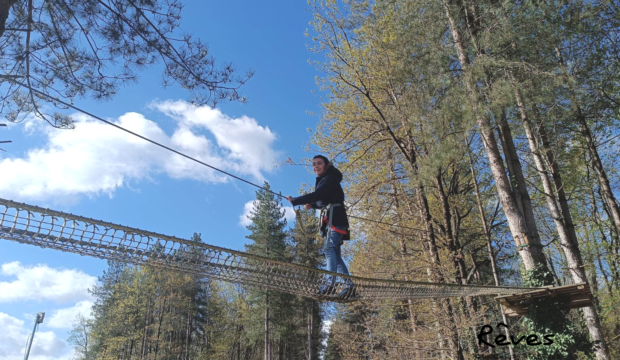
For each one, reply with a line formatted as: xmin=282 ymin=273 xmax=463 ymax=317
xmin=291 ymin=165 xmax=349 ymax=228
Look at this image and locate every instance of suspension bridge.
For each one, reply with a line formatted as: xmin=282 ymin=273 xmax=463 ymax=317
xmin=0 ymin=197 xmax=543 ymax=304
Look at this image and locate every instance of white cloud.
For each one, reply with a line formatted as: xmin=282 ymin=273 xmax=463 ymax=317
xmin=0 ymin=101 xmax=280 ymax=203
xmin=0 ymin=262 xmax=96 ymax=303
xmin=46 ymin=300 xmax=94 ymax=329
xmin=283 ymin=207 xmax=297 ymax=223
xmin=321 ymin=319 xmax=334 ymax=351
xmin=239 ymin=200 xmax=296 ymax=227
xmin=322 ymin=319 xmax=333 ymax=334
xmin=153 ymin=100 xmax=279 ymax=181
xmin=0 ymin=312 xmax=71 ymax=360
xmin=239 ymin=201 xmax=256 ymax=227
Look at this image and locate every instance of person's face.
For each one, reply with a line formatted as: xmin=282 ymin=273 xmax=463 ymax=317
xmin=313 ymin=158 xmax=326 ymax=176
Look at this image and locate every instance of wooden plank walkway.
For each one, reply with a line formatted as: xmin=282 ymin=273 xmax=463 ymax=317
xmin=496 ymin=282 xmax=592 ymax=317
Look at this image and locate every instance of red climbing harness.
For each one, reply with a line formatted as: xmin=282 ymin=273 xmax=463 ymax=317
xmin=320 ymin=203 xmax=351 ymax=241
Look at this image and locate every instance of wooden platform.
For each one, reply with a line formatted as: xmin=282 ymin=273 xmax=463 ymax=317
xmin=495 ymin=283 xmax=593 ymax=317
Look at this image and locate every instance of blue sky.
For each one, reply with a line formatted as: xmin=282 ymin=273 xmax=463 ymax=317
xmin=0 ymin=2 xmax=325 ymax=358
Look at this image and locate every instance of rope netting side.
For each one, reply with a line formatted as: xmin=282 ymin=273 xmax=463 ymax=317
xmin=0 ymin=198 xmax=538 ymax=302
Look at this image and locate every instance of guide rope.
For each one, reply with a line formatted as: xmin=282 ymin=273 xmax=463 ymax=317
xmin=5 ymin=78 xmax=432 ymax=234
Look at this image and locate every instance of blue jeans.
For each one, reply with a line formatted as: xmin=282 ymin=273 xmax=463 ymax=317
xmin=324 ymin=226 xmax=351 ymax=287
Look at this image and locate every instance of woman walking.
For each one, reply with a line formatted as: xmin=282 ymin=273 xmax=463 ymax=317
xmin=287 ymin=155 xmax=355 ymax=298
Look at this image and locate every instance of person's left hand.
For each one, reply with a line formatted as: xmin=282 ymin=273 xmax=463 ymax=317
xmin=286 ymin=196 xmax=294 ymax=204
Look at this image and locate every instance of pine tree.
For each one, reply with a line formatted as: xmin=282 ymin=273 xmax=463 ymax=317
xmin=244 ymin=182 xmax=289 ymax=360
xmin=289 ymin=207 xmax=324 ymax=360
xmin=0 ymin=0 xmax=250 ymax=128
xmin=323 ymin=330 xmax=342 ymax=360
xmin=82 ymin=233 xmax=219 ymax=359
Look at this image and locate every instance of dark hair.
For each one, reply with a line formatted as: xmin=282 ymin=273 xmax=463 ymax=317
xmin=312 ymin=155 xmax=329 ymax=165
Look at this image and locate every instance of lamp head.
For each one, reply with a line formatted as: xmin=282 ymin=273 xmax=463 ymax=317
xmin=36 ymin=312 xmax=45 ymax=324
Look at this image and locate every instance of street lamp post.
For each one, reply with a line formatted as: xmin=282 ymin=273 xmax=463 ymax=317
xmin=24 ymin=312 xmax=45 ymax=360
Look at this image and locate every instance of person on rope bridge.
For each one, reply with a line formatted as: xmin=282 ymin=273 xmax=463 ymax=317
xmin=286 ymin=155 xmax=356 ymax=298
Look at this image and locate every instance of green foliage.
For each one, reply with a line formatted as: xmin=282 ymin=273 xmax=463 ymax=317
xmin=67 ymin=315 xmax=94 ymax=360
xmin=0 ymin=0 xmax=251 ymax=128
xmin=323 ymin=330 xmax=343 ymax=360
xmin=245 ymin=182 xmax=288 ymax=260
xmin=78 ymin=234 xmax=227 ymax=359
xmin=520 ymin=265 xmax=594 ymax=359
xmin=307 ymin=0 xmax=620 ymax=358
xmin=72 ymin=187 xmax=325 ymax=360
xmin=243 ymin=182 xmax=324 ymax=358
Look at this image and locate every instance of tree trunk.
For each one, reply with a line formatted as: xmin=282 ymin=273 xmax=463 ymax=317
xmin=185 ymin=307 xmax=192 ymax=360
xmin=307 ymin=300 xmax=314 ymax=360
xmin=416 ymin=185 xmax=464 ymax=360
xmin=514 ymin=88 xmax=611 ymax=359
xmin=278 ymin=336 xmax=284 ymax=360
xmin=380 ymin=115 xmax=464 ymax=360
xmin=265 ymin=292 xmax=270 ymax=360
xmin=154 ymin=298 xmax=165 ymax=360
xmin=465 ymin=136 xmax=516 ymax=360
xmin=442 ymin=0 xmax=549 ymax=273
xmin=388 ymin=173 xmax=423 ymax=358
xmin=141 ymin=301 xmax=151 ymax=359
xmin=496 ymin=110 xmax=544 ymax=246
xmin=435 ymin=170 xmax=481 ymax=354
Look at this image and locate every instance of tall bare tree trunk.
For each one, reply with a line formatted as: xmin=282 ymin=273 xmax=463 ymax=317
xmin=514 ymin=88 xmax=611 ymax=360
xmin=388 ymin=158 xmax=421 ymax=339
xmin=265 ymin=241 xmax=270 ymax=360
xmin=141 ymin=302 xmax=150 ymax=360
xmin=185 ymin=306 xmax=192 ymax=360
xmin=442 ymin=0 xmax=549 ymax=272
xmin=429 ymin=292 xmax=448 ymax=360
xmin=265 ymin=293 xmax=270 ymax=360
xmin=154 ymin=298 xmax=167 ymax=360
xmin=465 ymin=136 xmax=516 ymax=360
xmin=307 ymin=300 xmax=314 ymax=360
xmin=496 ymin=110 xmax=544 ymax=244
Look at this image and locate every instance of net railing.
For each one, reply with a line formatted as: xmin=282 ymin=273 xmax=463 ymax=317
xmin=0 ymin=198 xmax=539 ymax=303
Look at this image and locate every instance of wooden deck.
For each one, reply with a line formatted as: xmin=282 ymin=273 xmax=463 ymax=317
xmin=495 ymin=282 xmax=593 ymax=317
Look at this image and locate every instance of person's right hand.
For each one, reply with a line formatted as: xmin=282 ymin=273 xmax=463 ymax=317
xmin=304 ymin=204 xmax=313 ymax=210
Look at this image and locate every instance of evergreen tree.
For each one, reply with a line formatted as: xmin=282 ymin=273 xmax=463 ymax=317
xmin=0 ymin=0 xmax=250 ymax=128
xmin=307 ymin=0 xmax=620 ymax=358
xmin=289 ymin=207 xmax=325 ymax=360
xmin=323 ymin=330 xmax=342 ymax=360
xmin=80 ymin=233 xmax=220 ymax=359
xmin=244 ymin=182 xmax=291 ymax=359
xmin=245 ymin=182 xmax=288 ymax=260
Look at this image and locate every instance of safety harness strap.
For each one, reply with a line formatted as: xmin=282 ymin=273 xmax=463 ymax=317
xmin=322 ymin=203 xmax=343 ymax=254
xmin=330 ymin=226 xmax=347 ymax=234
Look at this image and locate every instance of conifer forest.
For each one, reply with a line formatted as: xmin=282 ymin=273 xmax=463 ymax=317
xmin=48 ymin=0 xmax=620 ymax=359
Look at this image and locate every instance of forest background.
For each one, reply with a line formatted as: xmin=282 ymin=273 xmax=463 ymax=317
xmin=2 ymin=0 xmax=620 ymax=359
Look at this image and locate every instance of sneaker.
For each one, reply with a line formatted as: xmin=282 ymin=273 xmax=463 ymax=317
xmin=338 ymin=286 xmax=358 ymax=299
xmin=317 ymin=285 xmax=335 ymax=296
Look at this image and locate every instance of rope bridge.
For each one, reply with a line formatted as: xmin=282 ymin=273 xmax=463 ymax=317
xmin=0 ymin=198 xmax=538 ymax=303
